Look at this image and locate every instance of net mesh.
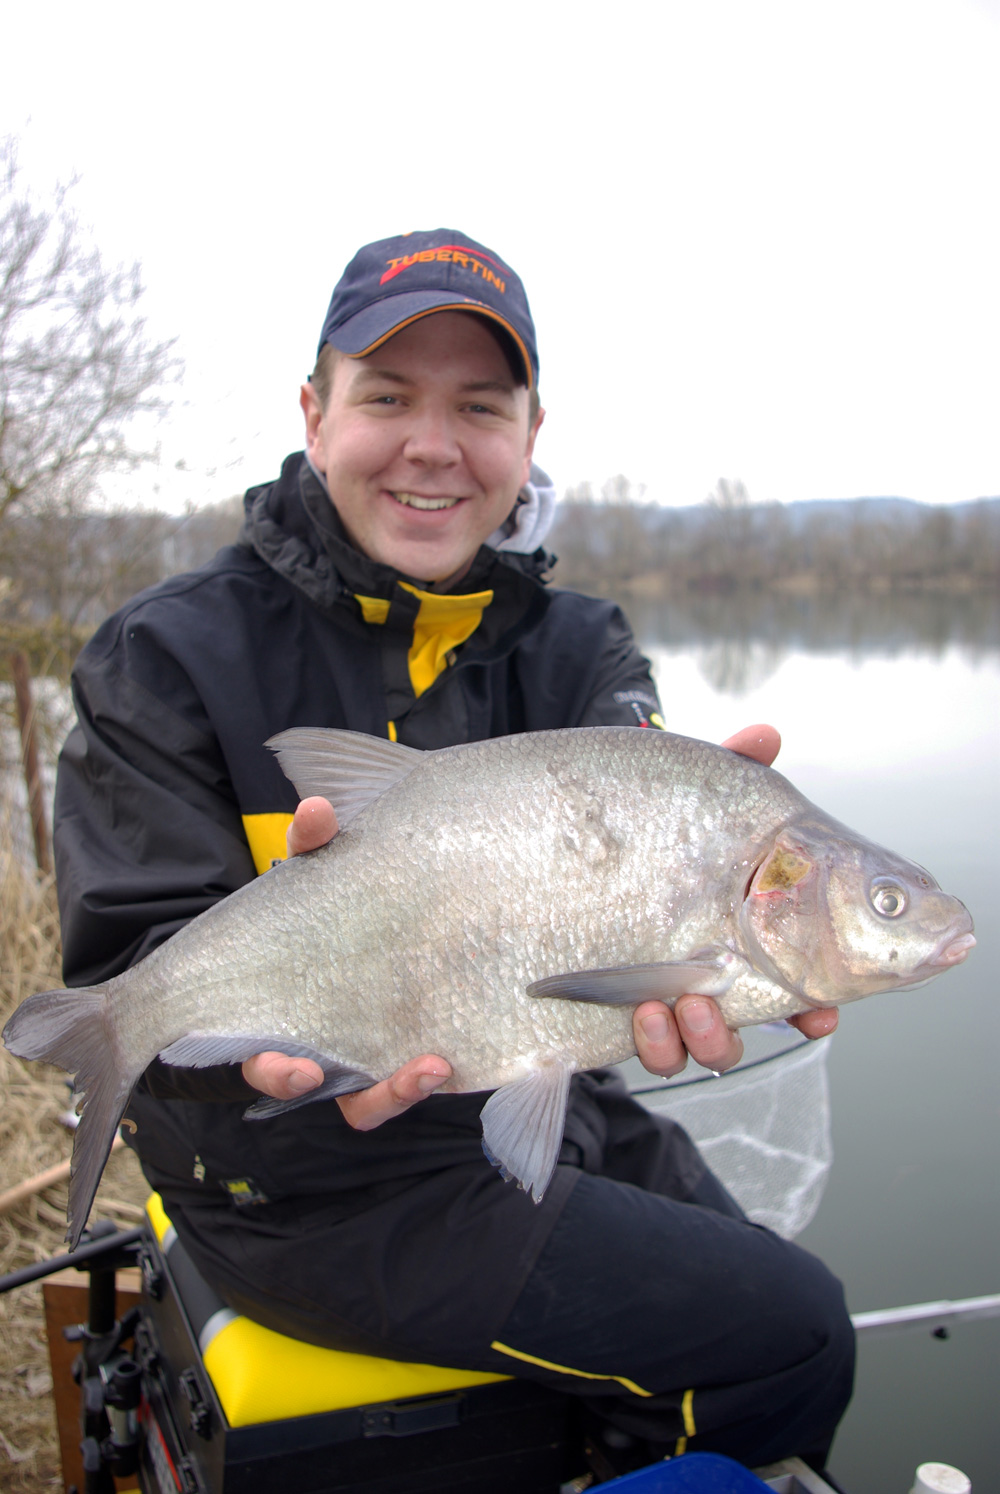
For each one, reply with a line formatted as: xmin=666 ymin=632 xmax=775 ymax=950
xmin=621 ymin=1026 xmax=833 ymax=1239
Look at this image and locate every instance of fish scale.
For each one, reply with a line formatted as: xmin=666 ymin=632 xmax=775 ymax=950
xmin=3 ymin=724 xmax=975 ymax=1246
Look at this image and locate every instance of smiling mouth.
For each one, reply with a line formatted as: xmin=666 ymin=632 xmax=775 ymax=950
xmin=391 ymin=492 xmax=463 ymax=511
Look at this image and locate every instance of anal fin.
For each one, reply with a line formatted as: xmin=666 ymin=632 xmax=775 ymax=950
xmin=157 ymin=1032 xmax=375 ymax=1118
xmin=244 ymin=1063 xmax=376 ymax=1119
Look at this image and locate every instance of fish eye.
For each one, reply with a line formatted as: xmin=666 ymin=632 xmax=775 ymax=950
xmin=871 ymin=879 xmax=907 ymax=918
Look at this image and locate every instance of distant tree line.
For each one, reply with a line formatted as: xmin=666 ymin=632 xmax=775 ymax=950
xmin=2 ymin=497 xmax=243 ymax=629
xmin=549 ymin=477 xmax=1000 ymax=598
xmin=4 ymin=479 xmax=999 ymax=680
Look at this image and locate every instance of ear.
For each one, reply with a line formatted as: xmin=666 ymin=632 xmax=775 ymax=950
xmin=520 ymin=405 xmax=545 ymax=486
xmin=300 ymin=383 xmax=326 ymax=471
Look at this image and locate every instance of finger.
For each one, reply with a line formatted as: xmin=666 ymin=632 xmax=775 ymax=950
xmin=242 ymin=1051 xmax=325 ymax=1099
xmin=673 ymin=995 xmax=744 ymax=1073
xmin=633 ymin=1001 xmax=690 ymax=1079
xmin=788 ymin=1008 xmax=839 ymax=1040
xmin=721 ymin=724 xmax=781 ymax=767
xmin=287 ymin=796 xmax=340 ymax=856
xmin=337 ymin=1056 xmax=453 ymax=1132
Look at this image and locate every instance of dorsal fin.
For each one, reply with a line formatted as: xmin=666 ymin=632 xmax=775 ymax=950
xmin=266 ymin=728 xmax=425 ymax=829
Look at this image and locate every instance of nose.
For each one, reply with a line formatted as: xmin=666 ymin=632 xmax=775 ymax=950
xmin=402 ymin=405 xmax=461 ymax=467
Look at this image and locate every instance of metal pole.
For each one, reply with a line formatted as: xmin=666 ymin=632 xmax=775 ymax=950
xmin=852 ymin=1293 xmax=1000 ymax=1338
xmin=0 ymin=1227 xmax=144 ymax=1294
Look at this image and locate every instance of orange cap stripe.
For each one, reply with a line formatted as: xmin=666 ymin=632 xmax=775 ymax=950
xmin=347 ymin=305 xmax=535 ymax=390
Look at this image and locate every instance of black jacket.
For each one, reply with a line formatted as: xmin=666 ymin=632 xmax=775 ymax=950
xmin=54 ymin=454 xmax=675 ymax=1335
xmin=58 ymin=454 xmax=663 ymax=993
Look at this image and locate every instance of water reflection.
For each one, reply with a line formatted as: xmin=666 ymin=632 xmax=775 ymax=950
xmin=694 ymin=639 xmax=785 ymax=696
xmin=625 ymin=588 xmax=1000 ymax=664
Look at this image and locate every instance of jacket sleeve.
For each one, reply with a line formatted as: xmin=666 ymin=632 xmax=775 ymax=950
xmin=55 ymin=627 xmax=260 ymax=1103
xmin=574 ymin=604 xmax=665 ymax=729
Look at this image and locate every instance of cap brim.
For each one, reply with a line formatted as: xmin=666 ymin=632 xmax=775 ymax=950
xmin=327 ymin=290 xmax=535 ymax=390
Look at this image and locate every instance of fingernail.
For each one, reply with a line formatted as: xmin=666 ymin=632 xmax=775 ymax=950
xmin=287 ymin=1069 xmax=321 ymax=1095
xmin=639 ymin=1012 xmax=670 ymax=1043
xmin=416 ymin=1072 xmax=446 ymax=1095
xmin=679 ymin=999 xmax=713 ymax=1034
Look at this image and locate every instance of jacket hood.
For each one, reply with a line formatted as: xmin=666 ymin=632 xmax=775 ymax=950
xmin=488 ymin=463 xmax=557 ymax=556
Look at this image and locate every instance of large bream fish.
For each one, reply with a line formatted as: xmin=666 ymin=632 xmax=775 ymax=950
xmin=4 ymin=727 xmax=975 ymax=1247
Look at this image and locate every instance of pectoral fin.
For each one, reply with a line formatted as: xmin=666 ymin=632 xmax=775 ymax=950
xmin=527 ymin=949 xmax=739 ymax=1006
xmin=480 ymin=1059 xmax=574 ymax=1203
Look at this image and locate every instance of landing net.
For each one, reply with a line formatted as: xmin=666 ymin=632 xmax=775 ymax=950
xmin=621 ymin=1025 xmax=832 ymax=1239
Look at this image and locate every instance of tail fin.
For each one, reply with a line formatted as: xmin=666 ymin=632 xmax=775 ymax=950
xmin=3 ymin=986 xmax=135 ymax=1249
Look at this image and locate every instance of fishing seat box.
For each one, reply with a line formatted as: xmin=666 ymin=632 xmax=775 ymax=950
xmin=133 ymin=1195 xmax=577 ymax=1494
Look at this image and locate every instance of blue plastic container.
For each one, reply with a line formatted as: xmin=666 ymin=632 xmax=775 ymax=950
xmin=602 ymin=1451 xmax=772 ymax=1491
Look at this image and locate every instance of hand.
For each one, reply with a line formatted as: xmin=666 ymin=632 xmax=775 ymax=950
xmin=719 ymin=722 xmax=781 ymax=767
xmin=241 ymin=797 xmax=454 ymax=1120
xmin=634 ymin=996 xmax=745 ymax=1077
xmin=631 ymin=722 xmax=838 ymax=1077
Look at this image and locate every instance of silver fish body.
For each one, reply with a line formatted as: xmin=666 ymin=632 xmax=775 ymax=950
xmin=3 ymin=726 xmax=975 ymax=1246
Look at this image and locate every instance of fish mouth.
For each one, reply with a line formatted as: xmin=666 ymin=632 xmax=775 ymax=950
xmin=924 ymin=930 xmax=976 ymax=969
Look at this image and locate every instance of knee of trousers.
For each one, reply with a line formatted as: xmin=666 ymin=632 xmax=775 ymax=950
xmin=766 ymin=1245 xmax=856 ymax=1430
xmin=768 ymin=1243 xmax=856 ymax=1375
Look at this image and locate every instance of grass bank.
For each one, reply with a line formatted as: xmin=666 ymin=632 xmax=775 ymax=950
xmin=0 ymin=841 xmax=148 ymax=1492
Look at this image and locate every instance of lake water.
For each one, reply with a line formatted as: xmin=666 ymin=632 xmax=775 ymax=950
xmin=625 ymin=599 xmax=999 ymax=1493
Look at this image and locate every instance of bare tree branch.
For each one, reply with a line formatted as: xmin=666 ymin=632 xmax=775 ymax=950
xmin=0 ymin=137 xmax=180 ymax=532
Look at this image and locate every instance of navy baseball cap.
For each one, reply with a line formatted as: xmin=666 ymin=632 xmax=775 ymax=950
xmin=317 ymin=229 xmax=539 ymax=389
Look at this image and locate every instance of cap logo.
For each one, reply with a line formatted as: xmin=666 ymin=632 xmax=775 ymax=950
xmin=381 ymin=245 xmax=507 ymax=294
xmin=320 ymin=231 xmax=537 ymax=383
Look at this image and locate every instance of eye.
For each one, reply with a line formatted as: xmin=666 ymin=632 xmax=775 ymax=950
xmin=871 ymin=880 xmax=907 ymax=917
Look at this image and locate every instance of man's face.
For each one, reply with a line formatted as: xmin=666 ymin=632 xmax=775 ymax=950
xmin=301 ymin=312 xmax=542 ymax=584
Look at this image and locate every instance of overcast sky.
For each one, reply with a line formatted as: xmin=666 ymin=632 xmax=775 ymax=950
xmin=4 ymin=0 xmax=998 ymax=512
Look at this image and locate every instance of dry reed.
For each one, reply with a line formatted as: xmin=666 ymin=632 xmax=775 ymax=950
xmin=0 ymin=840 xmax=148 ymax=1492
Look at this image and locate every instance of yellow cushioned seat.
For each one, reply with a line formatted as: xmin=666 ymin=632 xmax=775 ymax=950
xmin=146 ymin=1194 xmax=508 ymax=1429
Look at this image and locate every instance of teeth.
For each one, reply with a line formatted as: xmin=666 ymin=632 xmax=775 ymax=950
xmin=392 ymin=492 xmax=461 ymax=511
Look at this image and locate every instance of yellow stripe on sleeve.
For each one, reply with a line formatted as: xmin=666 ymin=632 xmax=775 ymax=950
xmin=489 ymin=1341 xmax=652 ymax=1397
xmin=242 ymin=812 xmax=295 ymax=875
xmin=682 ymin=1387 xmax=696 ymax=1436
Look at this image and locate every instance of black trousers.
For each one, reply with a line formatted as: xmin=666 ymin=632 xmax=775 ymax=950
xmin=478 ymin=1168 xmax=854 ymax=1471
xmin=164 ymin=1081 xmax=854 ymax=1473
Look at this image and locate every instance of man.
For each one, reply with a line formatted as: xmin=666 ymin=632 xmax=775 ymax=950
xmin=55 ymin=230 xmax=852 ymax=1477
